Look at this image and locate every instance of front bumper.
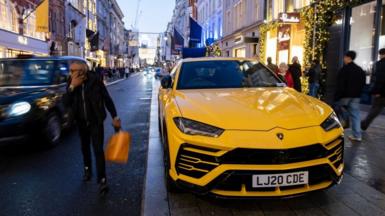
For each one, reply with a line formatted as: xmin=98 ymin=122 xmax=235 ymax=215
xmin=166 ymin=124 xmax=344 ymax=197
xmin=0 ymin=114 xmax=44 ymax=145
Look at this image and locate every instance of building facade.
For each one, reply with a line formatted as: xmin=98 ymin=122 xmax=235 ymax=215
xmin=109 ymin=0 xmax=125 ymax=67
xmin=221 ymin=0 xmax=264 ymax=58
xmin=65 ymin=0 xmax=86 ymax=57
xmin=49 ymin=0 xmax=66 ymax=56
xmin=197 ymin=0 xmax=223 ymax=47
xmin=96 ymin=0 xmax=110 ymax=66
xmin=0 ymin=0 xmax=48 ymax=57
xmin=172 ymin=0 xmax=189 ymax=47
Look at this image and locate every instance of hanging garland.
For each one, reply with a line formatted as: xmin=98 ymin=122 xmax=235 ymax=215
xmin=206 ymin=44 xmax=222 ymax=57
xmin=301 ymin=0 xmax=365 ymax=67
xmin=258 ymin=21 xmax=280 ymax=63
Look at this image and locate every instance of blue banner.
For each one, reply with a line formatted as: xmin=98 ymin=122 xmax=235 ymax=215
xmin=189 ymin=17 xmax=202 ymax=44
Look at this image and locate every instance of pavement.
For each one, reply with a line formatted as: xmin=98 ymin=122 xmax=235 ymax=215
xmin=0 ymin=73 xmax=153 ymax=216
xmin=143 ymin=81 xmax=385 ymax=216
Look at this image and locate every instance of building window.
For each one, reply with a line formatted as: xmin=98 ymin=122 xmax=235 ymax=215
xmin=350 ymin=1 xmax=377 ymax=75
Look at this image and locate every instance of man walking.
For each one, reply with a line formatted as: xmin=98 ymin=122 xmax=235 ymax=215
xmin=335 ymin=51 xmax=366 ymax=141
xmin=361 ymin=48 xmax=385 ymax=130
xmin=266 ymin=57 xmax=278 ymax=72
xmin=307 ymin=59 xmax=321 ymax=97
xmin=65 ymin=61 xmax=121 ymax=195
xmin=289 ymin=56 xmax=302 ymax=92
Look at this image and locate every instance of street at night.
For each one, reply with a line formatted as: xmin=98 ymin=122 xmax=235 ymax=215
xmin=2 ymin=0 xmax=385 ymax=216
xmin=0 ymin=74 xmax=152 ymax=216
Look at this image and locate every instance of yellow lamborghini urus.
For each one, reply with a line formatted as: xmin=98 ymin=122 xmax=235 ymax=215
xmin=158 ymin=58 xmax=344 ymax=198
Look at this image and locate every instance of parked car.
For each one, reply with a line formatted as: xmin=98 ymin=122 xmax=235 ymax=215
xmin=158 ymin=57 xmax=344 ymax=198
xmin=0 ymin=55 xmax=86 ymax=147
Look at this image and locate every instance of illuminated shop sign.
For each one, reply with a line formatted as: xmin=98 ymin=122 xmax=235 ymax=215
xmin=18 ymin=36 xmax=28 ymax=45
xmin=279 ymin=13 xmax=300 ymax=23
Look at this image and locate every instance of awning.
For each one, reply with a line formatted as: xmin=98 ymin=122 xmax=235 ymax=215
xmin=189 ymin=17 xmax=202 ymax=44
xmin=172 ymin=28 xmax=184 ymax=54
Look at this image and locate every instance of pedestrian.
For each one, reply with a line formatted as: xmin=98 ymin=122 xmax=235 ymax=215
xmin=65 ymin=61 xmax=121 ymax=196
xmin=95 ymin=64 xmax=103 ymax=82
xmin=361 ymin=48 xmax=385 ymax=131
xmin=266 ymin=57 xmax=278 ymax=73
xmin=306 ymin=59 xmax=322 ymax=98
xmin=289 ymin=56 xmax=302 ymax=92
xmin=278 ymin=62 xmax=294 ymax=88
xmin=335 ymin=51 xmax=366 ymax=142
xmin=125 ymin=67 xmax=130 ymax=78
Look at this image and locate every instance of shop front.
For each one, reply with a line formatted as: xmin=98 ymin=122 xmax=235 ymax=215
xmin=221 ymin=24 xmax=260 ymax=59
xmin=0 ymin=29 xmax=48 ymax=58
xmin=263 ymin=12 xmax=306 ymax=65
xmin=324 ymin=0 xmax=385 ymax=104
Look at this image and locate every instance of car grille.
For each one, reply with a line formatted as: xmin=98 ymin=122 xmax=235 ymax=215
xmin=175 ymin=138 xmax=344 ymax=179
xmin=213 ymin=164 xmax=336 ymax=192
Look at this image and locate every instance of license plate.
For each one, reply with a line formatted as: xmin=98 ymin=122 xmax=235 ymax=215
xmin=252 ymin=171 xmax=309 ymax=188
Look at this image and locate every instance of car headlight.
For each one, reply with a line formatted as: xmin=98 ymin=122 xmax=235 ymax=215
xmin=7 ymin=102 xmax=31 ymax=117
xmin=321 ymin=112 xmax=342 ymax=131
xmin=173 ymin=117 xmax=224 ymax=137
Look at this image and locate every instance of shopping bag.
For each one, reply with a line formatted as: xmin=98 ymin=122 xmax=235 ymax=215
xmin=105 ymin=131 xmax=131 ymax=164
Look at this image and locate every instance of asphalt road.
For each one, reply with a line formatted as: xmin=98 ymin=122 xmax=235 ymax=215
xmin=0 ymin=73 xmax=153 ymax=216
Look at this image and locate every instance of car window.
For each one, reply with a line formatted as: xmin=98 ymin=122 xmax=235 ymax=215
xmin=54 ymin=61 xmax=69 ymax=84
xmin=177 ymin=60 xmax=283 ymax=90
xmin=0 ymin=60 xmax=54 ymax=86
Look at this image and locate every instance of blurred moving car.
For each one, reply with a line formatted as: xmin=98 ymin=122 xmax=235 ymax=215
xmin=0 ymin=55 xmax=86 ymax=147
xmin=158 ymin=58 xmax=344 ymax=198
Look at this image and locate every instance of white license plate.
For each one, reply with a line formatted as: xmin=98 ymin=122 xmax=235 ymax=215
xmin=252 ymin=171 xmax=309 ymax=188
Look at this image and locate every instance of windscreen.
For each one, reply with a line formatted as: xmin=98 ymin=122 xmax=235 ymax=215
xmin=0 ymin=60 xmax=54 ymax=87
xmin=177 ymin=60 xmax=283 ymax=90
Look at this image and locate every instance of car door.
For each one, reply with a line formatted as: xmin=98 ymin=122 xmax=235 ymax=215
xmin=53 ymin=60 xmax=72 ymax=127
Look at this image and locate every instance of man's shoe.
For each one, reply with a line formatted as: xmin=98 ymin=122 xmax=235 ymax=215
xmin=348 ymin=135 xmax=362 ymax=142
xmin=99 ymin=178 xmax=109 ymax=196
xmin=83 ymin=167 xmax=91 ymax=182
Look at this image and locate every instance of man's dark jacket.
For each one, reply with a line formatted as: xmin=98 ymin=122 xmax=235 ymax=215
xmin=307 ymin=64 xmax=321 ymax=84
xmin=372 ymin=58 xmax=385 ymax=97
xmin=335 ymin=62 xmax=366 ymax=100
xmin=64 ymin=72 xmax=117 ymax=125
xmin=289 ymin=63 xmax=302 ymax=92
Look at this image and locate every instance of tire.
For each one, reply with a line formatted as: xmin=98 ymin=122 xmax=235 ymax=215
xmin=43 ymin=113 xmax=62 ymax=147
xmin=162 ymin=123 xmax=181 ymax=193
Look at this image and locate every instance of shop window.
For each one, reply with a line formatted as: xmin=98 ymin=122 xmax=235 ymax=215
xmin=266 ymin=29 xmax=277 ymax=64
xmin=379 ymin=0 xmax=385 ymax=54
xmin=349 ymin=1 xmax=376 ymax=77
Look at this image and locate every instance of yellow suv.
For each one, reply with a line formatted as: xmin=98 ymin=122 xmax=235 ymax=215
xmin=158 ymin=58 xmax=344 ymax=198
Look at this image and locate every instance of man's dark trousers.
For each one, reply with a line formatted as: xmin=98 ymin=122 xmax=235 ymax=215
xmin=362 ymin=97 xmax=385 ymax=130
xmin=78 ymin=122 xmax=106 ymax=182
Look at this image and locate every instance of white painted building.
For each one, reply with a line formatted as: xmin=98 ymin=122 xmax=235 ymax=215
xmin=197 ymin=0 xmax=223 ymax=47
xmin=221 ymin=0 xmax=264 ymax=58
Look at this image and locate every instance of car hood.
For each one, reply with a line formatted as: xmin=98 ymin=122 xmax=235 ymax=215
xmin=0 ymin=87 xmax=47 ymax=105
xmin=174 ymin=88 xmax=331 ymax=131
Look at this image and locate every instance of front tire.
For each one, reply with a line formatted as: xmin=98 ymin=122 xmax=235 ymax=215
xmin=43 ymin=113 xmax=62 ymax=147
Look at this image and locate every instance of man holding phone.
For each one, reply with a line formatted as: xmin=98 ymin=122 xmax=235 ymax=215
xmin=65 ymin=61 xmax=121 ymax=196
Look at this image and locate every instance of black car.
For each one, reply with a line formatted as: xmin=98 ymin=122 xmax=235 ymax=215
xmin=0 ymin=55 xmax=87 ymax=147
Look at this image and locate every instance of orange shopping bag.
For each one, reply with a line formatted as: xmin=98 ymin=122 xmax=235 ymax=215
xmin=105 ymin=131 xmax=131 ymax=164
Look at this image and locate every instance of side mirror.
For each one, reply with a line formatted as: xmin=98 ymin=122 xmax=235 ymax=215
xmin=161 ymin=75 xmax=172 ymax=89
